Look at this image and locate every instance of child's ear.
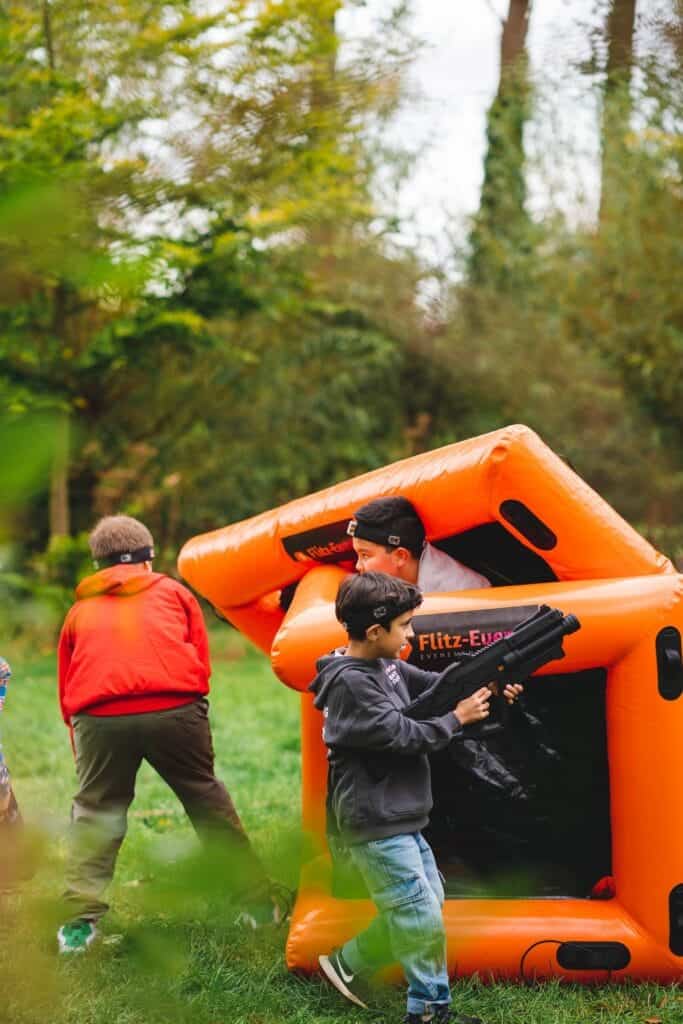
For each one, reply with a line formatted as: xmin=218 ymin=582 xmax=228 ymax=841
xmin=394 ymin=546 xmax=411 ymax=568
xmin=365 ymin=623 xmax=382 ymax=643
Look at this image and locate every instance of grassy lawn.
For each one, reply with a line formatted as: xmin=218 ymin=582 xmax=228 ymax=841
xmin=1 ymin=627 xmax=680 ymax=1024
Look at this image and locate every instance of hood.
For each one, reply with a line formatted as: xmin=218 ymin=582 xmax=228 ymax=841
xmin=75 ymin=565 xmax=165 ymax=599
xmin=309 ymin=651 xmax=378 ymax=709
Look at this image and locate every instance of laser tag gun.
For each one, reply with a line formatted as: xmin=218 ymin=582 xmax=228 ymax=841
xmin=404 ymin=605 xmax=581 ymax=737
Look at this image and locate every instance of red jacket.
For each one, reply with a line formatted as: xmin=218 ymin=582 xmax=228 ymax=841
xmin=58 ymin=565 xmax=211 ymax=723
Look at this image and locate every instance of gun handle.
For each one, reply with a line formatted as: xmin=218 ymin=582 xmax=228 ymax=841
xmin=465 ymin=688 xmax=509 ymax=739
xmin=472 ymin=719 xmax=505 ymax=738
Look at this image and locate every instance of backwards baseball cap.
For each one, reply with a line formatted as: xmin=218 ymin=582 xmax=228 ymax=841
xmin=347 ymin=496 xmax=426 ymax=557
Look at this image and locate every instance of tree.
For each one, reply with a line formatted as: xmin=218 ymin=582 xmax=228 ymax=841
xmin=0 ymin=1 xmax=416 ymax=552
xmin=0 ymin=1 xmax=238 ymax=540
xmin=468 ymin=0 xmax=533 ymax=286
xmin=88 ymin=0 xmax=419 ymax=546
xmin=432 ymin=2 xmax=683 ymax=561
xmin=599 ymin=0 xmax=638 ymax=221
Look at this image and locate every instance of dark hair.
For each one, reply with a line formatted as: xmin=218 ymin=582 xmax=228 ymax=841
xmin=335 ymin=571 xmax=422 ymax=641
xmin=349 ymin=496 xmax=425 ymax=558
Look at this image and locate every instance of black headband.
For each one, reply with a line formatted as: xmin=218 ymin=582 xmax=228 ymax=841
xmin=347 ymin=518 xmax=403 ymax=548
xmin=95 ymin=545 xmax=154 ymax=569
xmin=343 ymin=597 xmax=417 ymax=635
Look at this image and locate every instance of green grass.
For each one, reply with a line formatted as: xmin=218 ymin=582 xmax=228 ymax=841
xmin=1 ymin=627 xmax=681 ymax=1024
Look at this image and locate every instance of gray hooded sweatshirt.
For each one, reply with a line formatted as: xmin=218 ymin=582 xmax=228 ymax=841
xmin=309 ymin=654 xmax=462 ymax=843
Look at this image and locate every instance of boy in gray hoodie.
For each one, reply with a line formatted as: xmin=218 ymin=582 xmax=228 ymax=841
xmin=310 ymin=572 xmax=521 ymax=1024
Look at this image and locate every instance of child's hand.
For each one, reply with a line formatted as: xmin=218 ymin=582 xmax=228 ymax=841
xmin=502 ymin=683 xmax=524 ymax=704
xmin=454 ymin=687 xmax=491 ymax=726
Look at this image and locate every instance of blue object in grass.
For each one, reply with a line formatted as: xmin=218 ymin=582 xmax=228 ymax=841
xmin=0 ymin=656 xmax=11 ymax=708
xmin=0 ymin=656 xmax=11 ymax=799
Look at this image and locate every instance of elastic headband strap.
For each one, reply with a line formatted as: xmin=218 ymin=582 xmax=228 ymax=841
xmin=95 ymin=545 xmax=154 ymax=569
xmin=347 ymin=518 xmax=403 ymax=548
xmin=343 ymin=597 xmax=417 ymax=635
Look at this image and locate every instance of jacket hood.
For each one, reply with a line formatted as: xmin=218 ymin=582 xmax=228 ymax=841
xmin=309 ymin=651 xmax=379 ymax=709
xmin=75 ymin=565 xmax=165 ymax=599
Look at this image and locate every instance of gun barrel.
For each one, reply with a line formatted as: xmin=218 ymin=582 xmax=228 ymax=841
xmin=509 ymin=606 xmax=560 ymax=642
xmin=501 ymin=615 xmax=579 ymax=672
xmin=502 ymin=639 xmax=564 ymax=673
xmin=563 ymin=613 xmax=581 ymax=635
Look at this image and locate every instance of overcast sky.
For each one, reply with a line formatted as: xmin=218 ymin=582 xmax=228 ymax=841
xmin=339 ymin=0 xmax=674 ymax=263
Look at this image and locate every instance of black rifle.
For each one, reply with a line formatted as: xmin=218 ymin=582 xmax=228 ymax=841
xmin=405 ymin=605 xmax=581 ymax=736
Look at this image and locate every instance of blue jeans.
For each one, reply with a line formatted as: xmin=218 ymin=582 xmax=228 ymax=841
xmin=341 ymin=831 xmax=450 ymax=1015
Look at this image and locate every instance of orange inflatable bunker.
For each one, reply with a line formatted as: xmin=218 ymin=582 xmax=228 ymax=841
xmin=179 ymin=425 xmax=683 ymax=982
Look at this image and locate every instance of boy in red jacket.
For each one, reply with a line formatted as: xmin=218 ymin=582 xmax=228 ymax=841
xmin=57 ymin=516 xmax=284 ymax=953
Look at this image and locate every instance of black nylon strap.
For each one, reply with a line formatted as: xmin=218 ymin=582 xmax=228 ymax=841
xmin=347 ymin=519 xmax=402 ymax=548
xmin=95 ymin=545 xmax=154 ymax=569
xmin=343 ymin=597 xmax=416 ymax=635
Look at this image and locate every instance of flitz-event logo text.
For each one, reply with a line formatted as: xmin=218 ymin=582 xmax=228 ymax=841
xmin=282 ymin=520 xmax=354 ymax=564
xmin=293 ymin=539 xmax=351 ymax=562
xmin=416 ymin=628 xmax=512 ymax=654
xmin=410 ymin=607 xmax=538 ymax=664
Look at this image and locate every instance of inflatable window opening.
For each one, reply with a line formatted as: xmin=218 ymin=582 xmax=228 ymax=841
xmin=179 ymin=425 xmax=683 ymax=982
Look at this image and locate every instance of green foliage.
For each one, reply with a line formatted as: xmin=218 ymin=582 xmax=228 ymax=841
xmin=2 ymin=0 xmax=682 ymax=581
xmin=426 ymin=64 xmax=683 ymax=564
xmin=32 ymin=533 xmax=92 ymax=588
xmin=1 ymin=638 xmax=682 ymax=1023
xmin=157 ymin=310 xmax=410 ymax=529
xmin=0 ymin=413 xmax=56 ymax=515
xmin=469 ymin=60 xmax=533 ymax=288
xmin=0 ymin=0 xmax=417 ymax=553
xmin=589 ymin=91 xmax=683 ymax=447
xmin=0 ymin=571 xmax=73 ymax=646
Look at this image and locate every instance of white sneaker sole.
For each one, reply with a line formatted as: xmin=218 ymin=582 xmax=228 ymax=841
xmin=319 ymin=954 xmax=368 ymax=1009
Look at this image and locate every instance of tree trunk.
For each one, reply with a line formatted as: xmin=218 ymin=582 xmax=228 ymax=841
xmin=500 ymin=0 xmax=531 ymax=69
xmin=43 ymin=0 xmax=70 ymax=540
xmin=605 ymin=0 xmax=637 ymax=77
xmin=599 ymin=0 xmax=637 ymax=221
xmin=468 ymin=0 xmax=532 ymax=287
xmin=307 ymin=10 xmax=339 ymax=283
xmin=49 ymin=282 xmax=70 ymax=539
xmin=42 ymin=0 xmax=56 ymax=73
xmin=49 ymin=412 xmax=70 ymax=539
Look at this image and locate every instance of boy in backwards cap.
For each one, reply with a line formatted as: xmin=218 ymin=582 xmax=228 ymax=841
xmin=348 ymin=496 xmax=490 ymax=593
xmin=56 ymin=515 xmax=286 ymax=953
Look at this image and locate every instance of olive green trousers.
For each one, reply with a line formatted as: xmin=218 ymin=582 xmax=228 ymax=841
xmin=64 ymin=698 xmax=268 ymax=922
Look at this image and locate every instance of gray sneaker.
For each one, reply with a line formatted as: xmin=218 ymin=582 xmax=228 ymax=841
xmin=319 ymin=949 xmax=370 ymax=1009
